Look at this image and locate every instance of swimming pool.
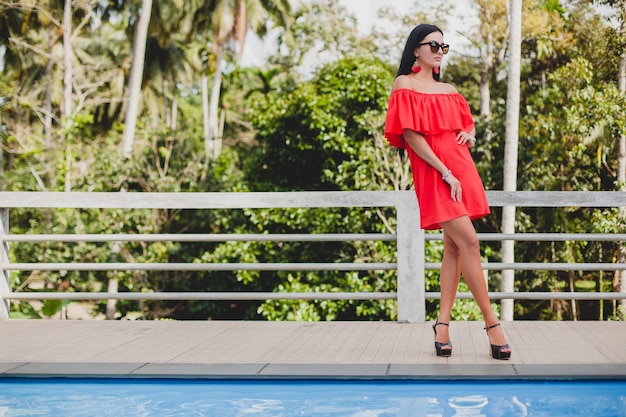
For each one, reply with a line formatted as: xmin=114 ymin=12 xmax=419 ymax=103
xmin=0 ymin=378 xmax=624 ymax=416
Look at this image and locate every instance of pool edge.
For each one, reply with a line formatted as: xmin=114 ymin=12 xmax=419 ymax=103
xmin=2 ymin=362 xmax=626 ymax=381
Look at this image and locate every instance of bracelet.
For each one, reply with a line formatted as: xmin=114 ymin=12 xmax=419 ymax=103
xmin=469 ymin=136 xmax=476 ymax=145
xmin=441 ymin=170 xmax=452 ymax=180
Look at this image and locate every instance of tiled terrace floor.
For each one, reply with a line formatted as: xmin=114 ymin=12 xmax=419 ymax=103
xmin=1 ymin=320 xmax=625 ymax=379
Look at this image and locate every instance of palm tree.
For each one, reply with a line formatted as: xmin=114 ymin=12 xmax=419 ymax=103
xmin=122 ymin=0 xmax=153 ymax=158
xmin=190 ymin=0 xmax=291 ymax=159
xmin=617 ymin=0 xmax=626 ymax=316
xmin=501 ymin=0 xmax=522 ymax=321
xmin=564 ymin=0 xmax=626 ymax=317
xmin=0 ymin=0 xmax=81 ymax=190
xmin=139 ymin=0 xmax=198 ymax=131
xmin=473 ymin=0 xmax=508 ymax=119
xmin=63 ymin=0 xmax=73 ymax=121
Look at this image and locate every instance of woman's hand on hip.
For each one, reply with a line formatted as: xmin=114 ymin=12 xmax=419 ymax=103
xmin=456 ymin=130 xmax=476 ymax=147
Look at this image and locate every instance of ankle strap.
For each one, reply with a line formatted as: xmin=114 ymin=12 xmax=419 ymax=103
xmin=434 ymin=322 xmax=449 ymax=328
xmin=484 ymin=323 xmax=501 ymax=331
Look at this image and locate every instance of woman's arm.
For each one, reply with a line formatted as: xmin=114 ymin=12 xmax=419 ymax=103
xmin=403 ymin=128 xmax=463 ymax=203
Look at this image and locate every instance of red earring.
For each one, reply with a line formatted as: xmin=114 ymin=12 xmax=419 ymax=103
xmin=434 ymin=67 xmax=440 ymax=75
xmin=411 ymin=57 xmax=421 ymax=73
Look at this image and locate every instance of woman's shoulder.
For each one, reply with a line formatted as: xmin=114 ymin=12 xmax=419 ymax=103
xmin=438 ymin=82 xmax=459 ymax=94
xmin=392 ymin=75 xmax=459 ymax=95
xmin=392 ymin=75 xmax=414 ymax=91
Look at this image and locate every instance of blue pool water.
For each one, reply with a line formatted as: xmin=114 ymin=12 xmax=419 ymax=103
xmin=0 ymin=378 xmax=624 ymax=416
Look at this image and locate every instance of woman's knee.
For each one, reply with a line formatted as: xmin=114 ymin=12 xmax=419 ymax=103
xmin=443 ymin=221 xmax=480 ymax=254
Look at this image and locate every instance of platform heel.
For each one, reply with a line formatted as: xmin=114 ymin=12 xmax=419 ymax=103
xmin=432 ymin=322 xmax=452 ymax=357
xmin=484 ymin=323 xmax=511 ymax=360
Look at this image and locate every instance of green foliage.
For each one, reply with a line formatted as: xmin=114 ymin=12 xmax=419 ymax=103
xmin=244 ymin=55 xmax=394 ymax=192
xmin=2 ymin=0 xmax=625 ymax=322
xmin=194 ymin=56 xmax=408 ymax=320
xmin=9 ymin=302 xmax=42 ymax=319
xmin=6 ymin=114 xmax=241 ymax=319
xmin=259 ymin=271 xmax=397 ymax=321
xmin=41 ymin=300 xmax=69 ymax=318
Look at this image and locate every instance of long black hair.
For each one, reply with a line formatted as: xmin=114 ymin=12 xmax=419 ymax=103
xmin=396 ymin=24 xmax=444 ymax=81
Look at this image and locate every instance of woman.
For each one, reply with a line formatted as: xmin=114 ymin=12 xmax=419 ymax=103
xmin=384 ymin=24 xmax=511 ymax=360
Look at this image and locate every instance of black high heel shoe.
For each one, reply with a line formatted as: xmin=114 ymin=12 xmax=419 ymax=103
xmin=432 ymin=322 xmax=452 ymax=357
xmin=484 ymin=323 xmax=511 ymax=360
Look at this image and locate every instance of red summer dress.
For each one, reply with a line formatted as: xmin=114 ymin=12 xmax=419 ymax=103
xmin=384 ymin=88 xmax=490 ymax=230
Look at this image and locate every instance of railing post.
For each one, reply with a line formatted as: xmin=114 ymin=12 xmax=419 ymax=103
xmin=395 ymin=191 xmax=425 ymax=322
xmin=0 ymin=208 xmax=11 ymax=320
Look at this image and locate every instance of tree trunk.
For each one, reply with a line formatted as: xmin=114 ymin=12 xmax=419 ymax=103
xmin=479 ymin=30 xmax=493 ymax=119
xmin=44 ymin=29 xmax=54 ymax=147
xmin=479 ymin=69 xmax=491 ymax=118
xmin=568 ymin=270 xmax=578 ymax=320
xmin=206 ymin=47 xmax=223 ymax=160
xmin=106 ymin=276 xmax=118 ymax=320
xmin=163 ymin=78 xmax=170 ymax=128
xmin=63 ymin=0 xmax=73 ymax=119
xmin=171 ymin=94 xmax=178 ymax=131
xmin=617 ymin=0 xmax=626 ymax=317
xmin=501 ymin=0 xmax=522 ymax=321
xmin=63 ymin=0 xmax=74 ymax=192
xmin=122 ymin=0 xmax=153 ymax=158
xmin=202 ymin=73 xmax=210 ymax=153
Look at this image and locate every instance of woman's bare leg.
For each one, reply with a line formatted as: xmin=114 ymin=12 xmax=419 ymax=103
xmin=440 ymin=216 xmax=510 ymax=349
xmin=434 ymin=233 xmax=461 ymax=346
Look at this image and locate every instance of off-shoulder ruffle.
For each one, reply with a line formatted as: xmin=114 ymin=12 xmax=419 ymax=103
xmin=384 ymin=89 xmax=474 ymax=149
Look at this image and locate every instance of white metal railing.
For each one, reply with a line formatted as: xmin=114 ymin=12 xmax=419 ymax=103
xmin=1 ymin=191 xmax=625 ymax=322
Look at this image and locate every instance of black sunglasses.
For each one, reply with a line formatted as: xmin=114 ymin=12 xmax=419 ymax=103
xmin=418 ymin=41 xmax=450 ymax=54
